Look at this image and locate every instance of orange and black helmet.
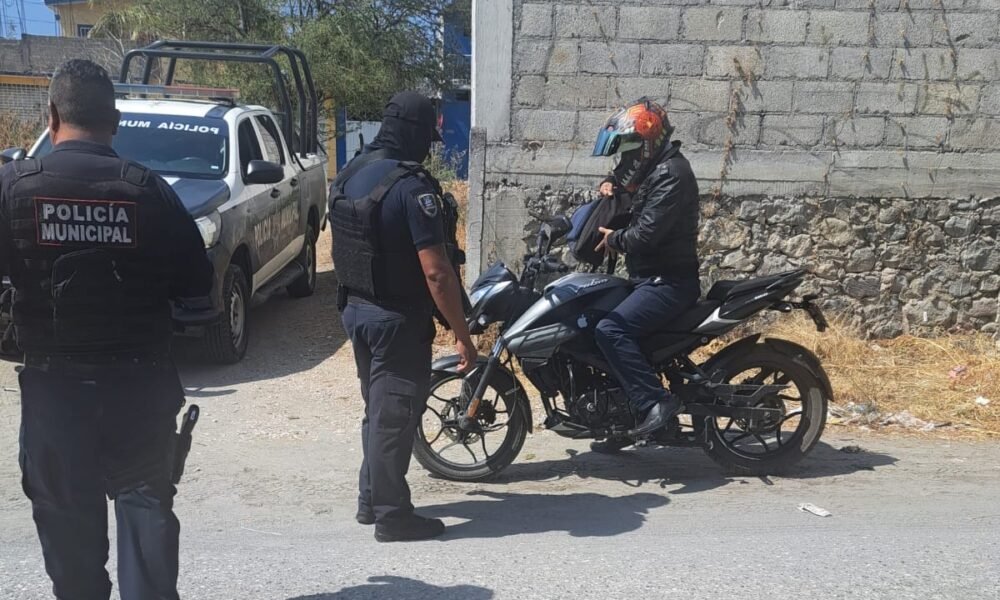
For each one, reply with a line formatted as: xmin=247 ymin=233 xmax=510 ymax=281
xmin=592 ymin=97 xmax=673 ymax=192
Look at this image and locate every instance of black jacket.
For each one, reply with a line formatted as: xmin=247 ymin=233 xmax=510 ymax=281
xmin=608 ymin=141 xmax=700 ymax=279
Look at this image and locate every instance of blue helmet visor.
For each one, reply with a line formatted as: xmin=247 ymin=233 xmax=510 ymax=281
xmin=592 ymin=128 xmax=620 ymax=157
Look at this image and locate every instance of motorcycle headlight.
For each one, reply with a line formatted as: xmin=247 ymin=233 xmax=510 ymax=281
xmin=195 ymin=212 xmax=222 ymax=249
xmin=469 ymin=285 xmax=493 ymax=308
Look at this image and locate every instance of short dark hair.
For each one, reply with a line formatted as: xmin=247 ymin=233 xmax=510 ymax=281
xmin=49 ymin=59 xmax=117 ymax=130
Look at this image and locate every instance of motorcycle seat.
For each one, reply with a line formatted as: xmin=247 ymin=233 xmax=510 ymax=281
xmin=706 ymin=271 xmax=801 ymax=301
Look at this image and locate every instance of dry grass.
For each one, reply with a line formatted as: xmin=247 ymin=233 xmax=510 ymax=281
xmin=759 ymin=314 xmax=1000 ymax=437
xmin=0 ymin=114 xmax=44 ymax=152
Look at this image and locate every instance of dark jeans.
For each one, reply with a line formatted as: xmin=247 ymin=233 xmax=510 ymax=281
xmin=342 ymin=301 xmax=433 ymax=523
xmin=594 ymin=276 xmax=701 ymax=413
xmin=18 ymin=361 xmax=183 ymax=600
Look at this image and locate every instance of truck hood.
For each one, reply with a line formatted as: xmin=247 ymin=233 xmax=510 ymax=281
xmin=164 ymin=177 xmax=231 ymax=217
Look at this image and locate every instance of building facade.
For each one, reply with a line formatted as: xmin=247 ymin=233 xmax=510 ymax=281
xmin=469 ymin=0 xmax=1000 ymax=336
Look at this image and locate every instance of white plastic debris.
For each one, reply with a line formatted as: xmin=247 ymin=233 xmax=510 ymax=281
xmin=975 ymin=396 xmax=991 ymax=407
xmin=798 ymin=503 xmax=832 ymax=518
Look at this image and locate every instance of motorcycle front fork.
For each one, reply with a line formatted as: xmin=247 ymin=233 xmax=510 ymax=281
xmin=458 ymin=337 xmax=504 ymax=432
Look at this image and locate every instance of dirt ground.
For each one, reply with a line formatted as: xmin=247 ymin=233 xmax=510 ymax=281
xmin=2 ymin=230 xmax=999 ymax=599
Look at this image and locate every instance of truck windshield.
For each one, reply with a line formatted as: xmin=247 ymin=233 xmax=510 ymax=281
xmin=32 ymin=114 xmax=229 ymax=180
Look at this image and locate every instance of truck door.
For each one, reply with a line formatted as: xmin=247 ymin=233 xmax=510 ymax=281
xmin=237 ymin=116 xmax=282 ymax=291
xmin=254 ymin=114 xmax=303 ymax=264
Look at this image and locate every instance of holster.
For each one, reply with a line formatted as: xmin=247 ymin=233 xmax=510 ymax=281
xmin=170 ymin=404 xmax=199 ymax=485
xmin=336 ymin=285 xmax=349 ymax=312
xmin=0 ymin=288 xmax=22 ymax=363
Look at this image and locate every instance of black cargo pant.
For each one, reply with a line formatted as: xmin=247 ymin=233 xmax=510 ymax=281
xmin=18 ymin=358 xmax=184 ymax=600
xmin=342 ymin=300 xmax=433 ymax=524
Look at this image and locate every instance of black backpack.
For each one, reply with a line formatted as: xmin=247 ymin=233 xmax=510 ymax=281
xmin=568 ymin=192 xmax=631 ymax=269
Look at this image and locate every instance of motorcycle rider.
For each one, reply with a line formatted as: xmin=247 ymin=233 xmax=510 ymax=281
xmin=590 ymin=97 xmax=701 ymax=450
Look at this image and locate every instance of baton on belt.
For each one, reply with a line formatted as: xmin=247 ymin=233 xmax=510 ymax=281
xmin=171 ymin=404 xmax=200 ymax=485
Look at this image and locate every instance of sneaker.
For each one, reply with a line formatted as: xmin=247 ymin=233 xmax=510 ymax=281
xmin=375 ymin=514 xmax=446 ymax=543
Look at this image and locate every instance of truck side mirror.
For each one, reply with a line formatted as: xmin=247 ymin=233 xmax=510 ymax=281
xmin=0 ymin=148 xmax=26 ymax=165
xmin=245 ymin=160 xmax=284 ymax=185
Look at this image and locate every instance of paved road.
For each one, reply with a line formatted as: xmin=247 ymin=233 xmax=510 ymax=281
xmin=1 ymin=258 xmax=998 ymax=599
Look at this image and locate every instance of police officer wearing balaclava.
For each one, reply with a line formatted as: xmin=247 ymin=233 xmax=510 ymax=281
xmin=330 ymin=91 xmax=476 ymax=542
xmin=0 ymin=60 xmax=213 ymax=598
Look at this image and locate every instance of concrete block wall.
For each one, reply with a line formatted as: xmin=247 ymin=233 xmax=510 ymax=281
xmin=469 ymin=0 xmax=1000 ymax=336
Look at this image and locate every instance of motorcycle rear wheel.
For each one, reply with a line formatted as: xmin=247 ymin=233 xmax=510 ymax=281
xmin=413 ymin=370 xmax=529 ymax=482
xmin=696 ymin=340 xmax=829 ymax=475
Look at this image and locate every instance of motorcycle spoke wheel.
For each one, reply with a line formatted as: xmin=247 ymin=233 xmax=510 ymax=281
xmin=419 ymin=376 xmax=515 ymax=469
xmin=713 ymin=366 xmax=808 ymax=460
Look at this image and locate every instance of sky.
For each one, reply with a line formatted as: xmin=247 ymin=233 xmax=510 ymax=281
xmin=1 ymin=0 xmax=59 ymax=38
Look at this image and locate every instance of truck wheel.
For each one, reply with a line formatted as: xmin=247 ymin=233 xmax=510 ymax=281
xmin=204 ymin=264 xmax=250 ymax=364
xmin=287 ymin=223 xmax=317 ymax=298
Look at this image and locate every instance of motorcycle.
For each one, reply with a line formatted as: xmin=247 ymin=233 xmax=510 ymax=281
xmin=416 ymin=217 xmax=833 ymax=481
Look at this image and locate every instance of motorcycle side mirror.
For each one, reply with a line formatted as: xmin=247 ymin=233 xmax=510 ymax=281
xmin=0 ymin=148 xmax=26 ymax=165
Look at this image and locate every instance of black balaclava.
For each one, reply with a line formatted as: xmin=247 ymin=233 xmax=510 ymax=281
xmin=367 ymin=91 xmax=442 ymax=163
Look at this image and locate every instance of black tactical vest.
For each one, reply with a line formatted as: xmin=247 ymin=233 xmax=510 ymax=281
xmin=330 ymin=160 xmax=459 ymax=307
xmin=4 ymin=156 xmax=174 ymax=355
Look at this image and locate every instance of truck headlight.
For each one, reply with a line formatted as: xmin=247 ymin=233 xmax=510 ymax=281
xmin=195 ymin=212 xmax=222 ymax=249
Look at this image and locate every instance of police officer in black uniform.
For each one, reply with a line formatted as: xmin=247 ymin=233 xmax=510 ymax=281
xmin=330 ymin=91 xmax=476 ymax=543
xmin=0 ymin=60 xmax=213 ymax=599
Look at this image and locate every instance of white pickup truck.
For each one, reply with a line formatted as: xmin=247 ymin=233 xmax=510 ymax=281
xmin=11 ymin=41 xmax=328 ymax=363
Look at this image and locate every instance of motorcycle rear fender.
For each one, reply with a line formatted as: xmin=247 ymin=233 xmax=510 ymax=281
xmin=431 ymin=355 xmax=534 ymax=433
xmin=700 ymin=334 xmax=833 ymax=402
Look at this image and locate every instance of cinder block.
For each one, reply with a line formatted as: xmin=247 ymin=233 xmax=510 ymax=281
xmin=948 ymin=118 xmax=1000 ymax=150
xmin=555 ymin=5 xmax=618 ymax=39
xmin=830 ymin=48 xmax=894 ymax=81
xmin=697 ymin=113 xmax=762 ymax=146
xmin=577 ymin=110 xmax=613 ymax=140
xmin=836 ymin=0 xmax=910 ymax=8
xmin=519 ymin=3 xmax=553 ymax=38
xmin=681 ymin=8 xmax=744 ymax=42
xmin=855 ymin=82 xmax=920 ymax=115
xmin=956 ymin=49 xmax=1000 ymax=82
xmin=579 ymin=42 xmax=641 ymax=75
xmin=513 ymin=109 xmax=578 ymax=141
xmin=917 ymin=83 xmax=980 ymax=116
xmin=793 ymin=81 xmax=855 ymax=114
xmin=932 ymin=13 xmax=999 ymax=49
xmin=669 ymin=78 xmax=732 ymax=112
xmin=740 ymin=81 xmax=794 ymax=113
xmin=905 ymin=0 xmax=966 ymax=8
xmin=611 ymin=77 xmax=668 ymax=107
xmin=761 ymin=114 xmax=825 ymax=148
xmin=885 ymin=116 xmax=950 ymax=148
xmin=807 ymin=11 xmax=871 ymax=47
xmin=787 ymin=0 xmax=836 ymax=7
xmin=704 ymin=46 xmax=764 ymax=79
xmin=668 ymin=111 xmax=702 ymax=140
xmin=746 ymin=9 xmax=809 ymax=44
xmin=618 ymin=6 xmax=682 ymax=41
xmin=825 ymin=117 xmax=886 ymax=148
xmin=514 ymin=75 xmax=546 ymax=107
xmin=895 ymin=48 xmax=957 ymax=81
xmin=874 ymin=13 xmax=935 ymax=48
xmin=765 ymin=46 xmax=830 ymax=79
xmin=980 ymin=84 xmax=1000 ymax=115
xmin=515 ymin=39 xmax=579 ymax=75
xmin=640 ymin=44 xmax=706 ymax=77
xmin=543 ymin=76 xmax=611 ymax=109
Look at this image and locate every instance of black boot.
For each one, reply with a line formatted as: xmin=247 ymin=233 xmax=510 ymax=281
xmin=356 ymin=505 xmax=375 ymax=525
xmin=374 ymin=514 xmax=445 ymax=543
xmin=629 ymin=395 xmax=682 ymax=437
xmin=590 ymin=437 xmax=633 ymax=454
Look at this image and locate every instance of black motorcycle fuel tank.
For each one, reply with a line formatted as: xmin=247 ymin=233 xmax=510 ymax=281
xmin=503 ymin=273 xmax=632 ymax=358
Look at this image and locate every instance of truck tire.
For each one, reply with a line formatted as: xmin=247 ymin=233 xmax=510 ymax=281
xmin=204 ymin=264 xmax=250 ymax=364
xmin=287 ymin=222 xmax=317 ymax=298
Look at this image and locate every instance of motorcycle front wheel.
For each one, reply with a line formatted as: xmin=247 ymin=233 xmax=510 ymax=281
xmin=413 ymin=370 xmax=529 ymax=482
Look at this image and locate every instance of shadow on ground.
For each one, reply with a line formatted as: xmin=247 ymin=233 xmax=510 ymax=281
xmin=287 ymin=576 xmax=493 ymax=600
xmin=421 ymin=490 xmax=669 ymax=539
xmin=175 ymin=268 xmax=347 ymax=390
xmin=488 ymin=440 xmax=898 ymax=495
